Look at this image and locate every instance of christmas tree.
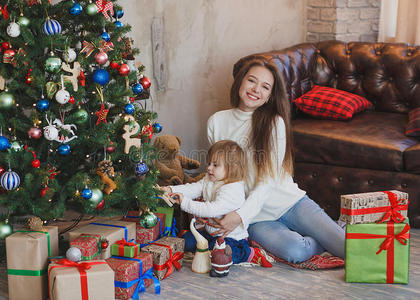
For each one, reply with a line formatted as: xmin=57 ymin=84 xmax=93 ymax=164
xmin=0 ymin=0 xmax=162 ymax=228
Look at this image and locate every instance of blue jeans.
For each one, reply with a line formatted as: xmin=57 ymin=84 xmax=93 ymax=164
xmin=182 ymin=230 xmax=252 ymax=264
xmin=248 ymin=195 xmax=345 ymax=263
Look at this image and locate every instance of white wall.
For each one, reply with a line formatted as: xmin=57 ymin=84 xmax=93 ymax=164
xmin=121 ymin=0 xmax=306 ymax=170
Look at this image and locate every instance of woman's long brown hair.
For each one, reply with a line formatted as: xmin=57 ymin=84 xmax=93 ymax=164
xmin=230 ymin=58 xmax=293 ymax=184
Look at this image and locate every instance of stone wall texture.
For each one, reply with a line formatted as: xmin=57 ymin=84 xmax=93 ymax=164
xmin=307 ymin=0 xmax=381 ymax=42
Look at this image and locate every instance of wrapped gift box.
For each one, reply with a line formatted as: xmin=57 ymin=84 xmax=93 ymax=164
xmin=340 ymin=190 xmax=408 ymax=224
xmin=68 ymin=220 xmax=135 ymax=259
xmin=6 ymin=226 xmax=59 ymax=300
xmin=70 ymin=234 xmax=102 ymax=260
xmin=142 ymin=236 xmax=184 ymax=280
xmin=110 ymin=239 xmax=140 ymax=258
xmin=122 ymin=211 xmax=165 ymax=245
xmin=155 ymin=207 xmax=174 ymax=229
xmin=48 ymin=259 xmax=114 ymax=300
xmin=345 ymin=221 xmax=410 ymax=284
xmin=106 ymin=252 xmax=159 ymax=300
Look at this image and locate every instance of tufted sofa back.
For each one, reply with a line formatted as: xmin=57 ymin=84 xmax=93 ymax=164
xmin=233 ymin=40 xmax=420 ymax=114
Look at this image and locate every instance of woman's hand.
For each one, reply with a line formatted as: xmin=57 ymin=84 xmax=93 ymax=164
xmin=211 ymin=211 xmax=242 ymax=238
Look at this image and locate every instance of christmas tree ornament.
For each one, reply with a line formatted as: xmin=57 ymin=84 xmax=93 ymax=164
xmin=0 ymin=164 xmax=5 ymax=175
xmin=10 ymin=140 xmax=23 ymax=152
xmin=39 ymin=185 xmax=49 ymax=197
xmin=139 ymin=210 xmax=157 ymax=229
xmin=132 ymin=82 xmax=143 ymax=95
xmin=55 ymin=88 xmax=70 ymax=104
xmin=27 ymin=217 xmax=44 ymax=231
xmin=114 ymin=20 xmax=123 ymax=28
xmin=1 ymin=169 xmax=20 ymax=190
xmin=78 ymin=69 xmax=86 ymax=87
xmin=43 ymin=118 xmax=59 ymax=141
xmin=96 ymin=0 xmax=114 ymax=19
xmin=18 ymin=15 xmax=30 ymax=27
xmin=7 ymin=22 xmax=20 ymax=37
xmin=0 ymin=136 xmax=10 ymax=151
xmin=31 ymin=159 xmax=41 ymax=168
xmin=94 ymin=51 xmax=108 ymax=65
xmin=28 ymin=127 xmax=42 ymax=139
xmin=97 ymin=160 xmax=116 ymax=194
xmin=118 ymin=63 xmax=130 ymax=76
xmin=140 ymin=76 xmax=151 ymax=89
xmin=0 ymin=92 xmax=15 ymax=109
xmin=73 ymin=108 xmax=89 ymax=125
xmin=0 ymin=220 xmax=12 ymax=239
xmin=66 ymin=246 xmax=82 ymax=262
xmin=68 ymin=96 xmax=75 ymax=104
xmin=96 ymin=198 xmax=105 ymax=210
xmin=25 ymin=69 xmax=34 ymax=85
xmin=69 ymin=1 xmax=83 ymax=16
xmin=86 ymin=2 xmax=98 ymax=15
xmin=45 ymin=82 xmax=58 ymax=99
xmin=122 ymin=115 xmax=141 ymax=153
xmin=45 ymin=53 xmax=62 ymax=73
xmin=153 ymin=123 xmax=162 ymax=133
xmin=89 ymin=188 xmax=103 ymax=206
xmin=124 ymin=103 xmax=135 ymax=114
xmin=106 ymin=141 xmax=115 ymax=153
xmin=2 ymin=49 xmax=15 ymax=64
xmin=92 ymin=68 xmax=109 ymax=86
xmin=135 ymin=162 xmax=148 ymax=176
xmin=95 ymin=102 xmax=109 ymax=125
xmin=1 ymin=42 xmax=10 ymax=50
xmin=36 ymin=98 xmax=50 ymax=112
xmin=42 ymin=17 xmax=62 ymax=36
xmin=57 ymin=144 xmax=71 ymax=155
xmin=63 ymin=48 xmax=77 ymax=63
xmin=81 ymin=186 xmax=92 ymax=199
xmin=62 ymin=61 xmax=81 ymax=91
xmin=141 ymin=123 xmax=153 ymax=141
xmin=100 ymin=239 xmax=109 ymax=249
xmin=51 ymin=119 xmax=78 ymax=143
xmin=113 ymin=9 xmax=124 ymax=19
xmin=101 ymin=30 xmax=111 ymax=42
xmin=110 ymin=61 xmax=119 ymax=69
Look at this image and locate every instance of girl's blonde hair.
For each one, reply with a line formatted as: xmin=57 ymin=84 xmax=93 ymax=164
xmin=207 ymin=140 xmax=247 ymax=184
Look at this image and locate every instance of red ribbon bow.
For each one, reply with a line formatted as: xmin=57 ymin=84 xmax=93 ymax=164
xmin=151 ymin=242 xmax=184 ymax=279
xmin=377 ymin=191 xmax=407 ymax=223
xmin=48 ymin=259 xmax=107 ymax=300
xmin=0 ymin=5 xmax=9 ymax=19
xmin=116 ymin=238 xmax=136 ymax=247
xmin=376 ymin=223 xmax=410 ymax=254
xmin=116 ymin=238 xmax=138 ymax=256
xmin=96 ymin=0 xmax=114 ymax=20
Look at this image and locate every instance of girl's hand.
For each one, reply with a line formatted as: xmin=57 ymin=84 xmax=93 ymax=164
xmin=156 ymin=185 xmax=172 ymax=194
xmin=211 ymin=211 xmax=242 ymax=238
xmin=170 ymin=192 xmax=183 ymax=205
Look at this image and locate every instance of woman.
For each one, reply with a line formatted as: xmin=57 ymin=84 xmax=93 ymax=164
xmin=207 ymin=58 xmax=344 ymax=263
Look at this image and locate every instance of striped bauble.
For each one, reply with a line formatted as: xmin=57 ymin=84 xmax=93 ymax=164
xmin=42 ymin=17 xmax=62 ymax=36
xmin=0 ymin=169 xmax=20 ymax=191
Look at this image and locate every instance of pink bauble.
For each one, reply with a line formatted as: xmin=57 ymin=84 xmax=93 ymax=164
xmin=28 ymin=127 xmax=42 ymax=139
xmin=95 ymin=51 xmax=108 ymax=65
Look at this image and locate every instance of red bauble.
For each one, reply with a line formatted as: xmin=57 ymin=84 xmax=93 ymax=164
xmin=97 ymin=199 xmax=105 ymax=211
xmin=0 ymin=164 xmax=5 ymax=175
xmin=94 ymin=51 xmax=108 ymax=65
xmin=32 ymin=159 xmax=41 ymax=168
xmin=110 ymin=61 xmax=119 ymax=69
xmin=40 ymin=186 xmax=49 ymax=197
xmin=68 ymin=96 xmax=75 ymax=104
xmin=101 ymin=240 xmax=109 ymax=249
xmin=118 ymin=64 xmax=130 ymax=76
xmin=1 ymin=42 xmax=10 ymax=50
xmin=140 ymin=76 xmax=151 ymax=89
xmin=25 ymin=77 xmax=33 ymax=84
xmin=28 ymin=127 xmax=42 ymax=139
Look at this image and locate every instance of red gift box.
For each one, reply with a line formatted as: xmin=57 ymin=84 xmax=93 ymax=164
xmin=106 ymin=252 xmax=158 ymax=300
xmin=122 ymin=211 xmax=165 ymax=246
xmin=70 ymin=234 xmax=102 ymax=260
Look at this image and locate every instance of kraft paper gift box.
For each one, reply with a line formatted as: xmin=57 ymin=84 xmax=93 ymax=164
xmin=142 ymin=236 xmax=185 ymax=280
xmin=345 ymin=220 xmax=410 ymax=284
xmin=340 ymin=190 xmax=408 ymax=224
xmin=70 ymin=233 xmax=102 ymax=260
xmin=48 ymin=259 xmax=114 ymax=300
xmin=68 ymin=220 xmax=135 ymax=259
xmin=106 ymin=252 xmax=160 ymax=300
xmin=121 ymin=211 xmax=165 ymax=245
xmin=6 ymin=226 xmax=59 ymax=300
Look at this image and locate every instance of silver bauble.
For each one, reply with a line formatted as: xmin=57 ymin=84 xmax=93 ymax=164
xmin=7 ymin=22 xmax=20 ymax=37
xmin=63 ymin=48 xmax=77 ymax=63
xmin=66 ymin=247 xmax=82 ymax=262
xmin=55 ymin=89 xmax=70 ymax=104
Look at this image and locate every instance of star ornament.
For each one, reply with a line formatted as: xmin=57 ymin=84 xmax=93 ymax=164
xmin=95 ymin=102 xmax=109 ymax=125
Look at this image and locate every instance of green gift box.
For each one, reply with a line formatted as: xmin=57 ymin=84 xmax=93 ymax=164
xmin=345 ymin=220 xmax=410 ymax=284
xmin=155 ymin=207 xmax=174 ymax=229
xmin=110 ymin=239 xmax=140 ymax=258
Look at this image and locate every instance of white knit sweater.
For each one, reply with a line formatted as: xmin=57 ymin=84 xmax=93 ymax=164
xmin=207 ymin=108 xmax=306 ymax=229
xmin=171 ymin=175 xmax=249 ymax=240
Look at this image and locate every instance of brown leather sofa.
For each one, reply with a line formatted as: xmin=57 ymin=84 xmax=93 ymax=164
xmin=234 ymin=40 xmax=420 ymax=228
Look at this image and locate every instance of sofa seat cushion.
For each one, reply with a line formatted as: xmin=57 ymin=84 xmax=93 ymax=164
xmin=405 ymin=144 xmax=420 ymax=174
xmin=293 ymin=111 xmax=419 ymax=172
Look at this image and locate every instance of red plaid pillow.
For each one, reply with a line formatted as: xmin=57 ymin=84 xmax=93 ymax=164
xmin=293 ymin=85 xmax=373 ymax=120
xmin=405 ymin=107 xmax=420 ymax=137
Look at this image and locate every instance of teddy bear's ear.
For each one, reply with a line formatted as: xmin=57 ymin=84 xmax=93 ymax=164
xmin=176 ymin=136 xmax=181 ymax=145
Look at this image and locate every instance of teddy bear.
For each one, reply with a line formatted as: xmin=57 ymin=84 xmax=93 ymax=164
xmin=154 ymin=135 xmax=205 ymax=186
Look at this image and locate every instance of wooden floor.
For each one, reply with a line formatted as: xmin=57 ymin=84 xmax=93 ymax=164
xmin=1 ymin=230 xmax=419 ymax=300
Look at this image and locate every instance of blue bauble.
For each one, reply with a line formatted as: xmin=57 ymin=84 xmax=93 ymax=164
xmin=132 ymin=83 xmax=143 ymax=95
xmin=57 ymin=144 xmax=71 ymax=155
xmin=135 ymin=162 xmax=148 ymax=176
xmin=0 ymin=136 xmax=10 ymax=151
xmin=92 ymin=68 xmax=109 ymax=86
xmin=1 ymin=170 xmax=20 ymax=191
xmin=43 ymin=17 xmax=62 ymax=35
xmin=113 ymin=9 xmax=124 ymax=19
xmin=70 ymin=2 xmax=83 ymax=15
xmin=101 ymin=31 xmax=111 ymax=42
xmin=114 ymin=20 xmax=123 ymax=28
xmin=36 ymin=98 xmax=50 ymax=112
xmin=81 ymin=187 xmax=92 ymax=199
xmin=153 ymin=123 xmax=163 ymax=133
xmin=124 ymin=103 xmax=135 ymax=114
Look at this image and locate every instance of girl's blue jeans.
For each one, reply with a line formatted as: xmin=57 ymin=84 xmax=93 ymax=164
xmin=248 ymin=195 xmax=345 ymax=263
